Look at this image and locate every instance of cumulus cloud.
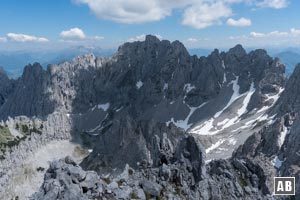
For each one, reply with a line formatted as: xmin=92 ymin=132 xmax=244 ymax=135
xmin=59 ymin=27 xmax=104 ymax=43
xmin=255 ymin=0 xmax=289 ymax=9
xmin=74 ymin=0 xmax=174 ymax=24
xmin=227 ymin=17 xmax=251 ymax=27
xmin=6 ymin=33 xmax=49 ymax=42
xmin=60 ymin=27 xmax=86 ymax=40
xmin=74 ymin=0 xmax=289 ymax=29
xmin=127 ymin=34 xmax=162 ymax=42
xmin=182 ymin=2 xmax=232 ymax=29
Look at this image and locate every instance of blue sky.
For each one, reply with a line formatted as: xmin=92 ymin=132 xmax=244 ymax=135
xmin=0 ymin=0 xmax=299 ymax=50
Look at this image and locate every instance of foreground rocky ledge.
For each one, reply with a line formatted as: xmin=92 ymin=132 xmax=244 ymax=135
xmin=33 ymin=135 xmax=273 ymax=200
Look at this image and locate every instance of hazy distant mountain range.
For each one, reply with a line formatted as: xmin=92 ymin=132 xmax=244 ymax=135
xmin=0 ymin=46 xmax=115 ymax=78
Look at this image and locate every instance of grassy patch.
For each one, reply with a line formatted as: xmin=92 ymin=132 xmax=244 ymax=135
xmin=102 ymin=177 xmax=111 ymax=184
xmin=21 ymin=124 xmax=29 ymax=134
xmin=0 ymin=125 xmax=13 ymax=144
xmin=130 ymin=192 xmax=139 ymax=199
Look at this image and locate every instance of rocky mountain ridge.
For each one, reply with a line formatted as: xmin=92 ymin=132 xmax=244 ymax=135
xmin=0 ymin=35 xmax=299 ymax=199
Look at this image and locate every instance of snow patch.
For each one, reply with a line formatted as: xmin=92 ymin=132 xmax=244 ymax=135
xmin=98 ymin=103 xmax=110 ymax=112
xmin=115 ymin=107 xmax=123 ymax=112
xmin=214 ymin=77 xmax=240 ymax=118
xmin=222 ymin=60 xmax=225 ymax=69
xmin=184 ymin=83 xmax=196 ymax=93
xmin=257 ymin=88 xmax=284 ymax=113
xmin=236 ymin=82 xmax=255 ymax=116
xmin=166 ymin=102 xmax=207 ymax=131
xmin=163 ymin=83 xmax=168 ymax=90
xmin=228 ymin=138 xmax=237 ymax=145
xmin=223 ymin=72 xmax=227 ymax=84
xmin=273 ymin=156 xmax=283 ymax=168
xmin=190 ymin=79 xmax=258 ymax=135
xmin=278 ymin=125 xmax=289 ymax=147
xmin=206 ymin=139 xmax=225 ymax=153
xmin=136 ymin=80 xmax=143 ymax=89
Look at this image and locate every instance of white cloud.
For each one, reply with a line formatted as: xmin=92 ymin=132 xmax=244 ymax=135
xmin=127 ymin=34 xmax=162 ymax=42
xmin=227 ymin=17 xmax=251 ymax=27
xmin=291 ymin=28 xmax=300 ymax=35
xmin=250 ymin=30 xmax=289 ymax=38
xmin=255 ymin=0 xmax=289 ymax=9
xmin=93 ymin=35 xmax=104 ymax=40
xmin=6 ymin=33 xmax=49 ymax=42
xmin=250 ymin=32 xmax=266 ymax=37
xmin=187 ymin=38 xmax=199 ymax=43
xmin=0 ymin=37 xmax=7 ymax=42
xmin=182 ymin=2 xmax=232 ymax=29
xmin=229 ymin=35 xmax=248 ymax=40
xmin=74 ymin=0 xmax=289 ymax=28
xmin=60 ymin=27 xmax=86 ymax=40
xmin=59 ymin=27 xmax=104 ymax=43
xmin=74 ymin=0 xmax=175 ymax=24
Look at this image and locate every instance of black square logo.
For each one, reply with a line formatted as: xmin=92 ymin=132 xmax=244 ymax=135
xmin=274 ymin=177 xmax=295 ymax=195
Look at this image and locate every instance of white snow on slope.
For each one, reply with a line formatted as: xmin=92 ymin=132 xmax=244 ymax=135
xmin=257 ymin=88 xmax=284 ymax=113
xmin=273 ymin=156 xmax=283 ymax=168
xmin=237 ymin=82 xmax=255 ymax=115
xmin=166 ymin=102 xmax=207 ymax=131
xmin=206 ymin=139 xmax=225 ymax=153
xmin=222 ymin=60 xmax=225 ymax=69
xmin=223 ymin=72 xmax=227 ymax=84
xmin=98 ymin=103 xmax=110 ymax=111
xmin=184 ymin=83 xmax=196 ymax=93
xmin=279 ymin=125 xmax=289 ymax=147
xmin=221 ymin=83 xmax=255 ymax=130
xmin=191 ymin=78 xmax=256 ymax=135
xmin=214 ymin=77 xmax=240 ymax=118
xmin=228 ymin=138 xmax=237 ymax=145
xmin=190 ymin=80 xmax=258 ymax=135
xmin=136 ymin=80 xmax=143 ymax=89
xmin=163 ymin=83 xmax=168 ymax=90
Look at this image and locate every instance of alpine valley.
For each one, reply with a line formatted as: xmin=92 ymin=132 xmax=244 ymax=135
xmin=0 ymin=35 xmax=299 ymax=199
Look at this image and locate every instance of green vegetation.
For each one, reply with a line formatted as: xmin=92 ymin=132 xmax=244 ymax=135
xmin=0 ymin=125 xmax=13 ymax=144
xmin=36 ymin=167 xmax=45 ymax=172
xmin=102 ymin=177 xmax=111 ymax=184
xmin=130 ymin=192 xmax=139 ymax=199
xmin=19 ymin=123 xmax=43 ymax=135
xmin=21 ymin=124 xmax=29 ymax=134
xmin=30 ymin=125 xmax=42 ymax=135
xmin=128 ymin=168 xmax=134 ymax=175
xmin=145 ymin=191 xmax=151 ymax=200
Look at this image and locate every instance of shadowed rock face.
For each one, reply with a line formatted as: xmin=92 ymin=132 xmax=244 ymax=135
xmin=0 ymin=66 xmax=15 ymax=107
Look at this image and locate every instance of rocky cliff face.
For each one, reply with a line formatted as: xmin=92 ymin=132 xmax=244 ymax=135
xmin=0 ymin=66 xmax=15 ymax=107
xmin=1 ymin=35 xmax=299 ymax=199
